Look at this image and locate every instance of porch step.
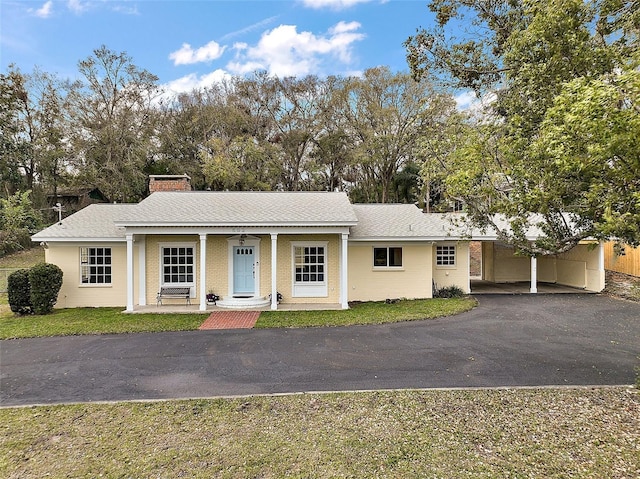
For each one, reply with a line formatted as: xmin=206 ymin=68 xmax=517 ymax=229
xmin=216 ymin=296 xmax=271 ymax=309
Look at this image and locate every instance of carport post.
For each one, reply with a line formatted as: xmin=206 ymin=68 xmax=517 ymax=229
xmin=530 ymin=256 xmax=538 ymax=293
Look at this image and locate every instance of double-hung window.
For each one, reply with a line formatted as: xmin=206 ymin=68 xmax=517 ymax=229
xmin=292 ymin=242 xmax=327 ymax=297
xmin=161 ymin=245 xmax=195 ymax=288
xmin=80 ymin=247 xmax=112 ymax=284
xmin=373 ymin=247 xmax=403 ymax=268
xmin=436 ymin=245 xmax=456 ymax=266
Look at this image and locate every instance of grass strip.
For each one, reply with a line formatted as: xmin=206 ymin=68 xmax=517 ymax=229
xmin=0 ymin=297 xmax=475 ymax=339
xmin=257 ymin=297 xmax=476 ymax=328
xmin=1 ymin=387 xmax=638 ymax=478
xmin=0 ymin=307 xmax=208 ymax=339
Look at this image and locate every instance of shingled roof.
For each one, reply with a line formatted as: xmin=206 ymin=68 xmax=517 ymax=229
xmin=32 ymin=204 xmax=136 ymax=241
xmin=115 ymin=191 xmax=358 ymax=227
xmin=350 ymin=204 xmax=465 ymax=240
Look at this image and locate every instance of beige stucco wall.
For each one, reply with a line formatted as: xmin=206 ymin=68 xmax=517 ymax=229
xmin=46 ymin=242 xmax=128 ymax=308
xmin=537 ymin=257 xmax=557 ymax=283
xmin=348 ymin=243 xmax=433 ymax=301
xmin=557 ymin=242 xmax=603 ymax=291
xmin=145 ymin=235 xmax=200 ymax=305
xmin=482 ymin=242 xmax=494 ymax=281
xmin=432 ymin=241 xmax=471 ymax=293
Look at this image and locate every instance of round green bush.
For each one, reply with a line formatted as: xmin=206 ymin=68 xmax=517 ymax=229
xmin=28 ymin=262 xmax=63 ymax=315
xmin=7 ymin=268 xmax=32 ymax=315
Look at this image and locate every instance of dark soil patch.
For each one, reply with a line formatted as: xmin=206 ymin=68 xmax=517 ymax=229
xmin=604 ymin=270 xmax=640 ymax=302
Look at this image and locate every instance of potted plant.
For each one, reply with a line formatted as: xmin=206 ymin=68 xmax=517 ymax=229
xmin=206 ymin=291 xmax=219 ymax=304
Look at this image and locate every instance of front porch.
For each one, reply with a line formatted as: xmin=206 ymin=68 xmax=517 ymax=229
xmin=125 ymin=302 xmax=344 ymax=314
xmin=125 ymin=230 xmax=351 ymax=313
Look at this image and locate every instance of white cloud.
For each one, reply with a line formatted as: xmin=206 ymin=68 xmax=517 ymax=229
xmin=169 ymin=41 xmax=227 ymax=66
xmin=455 ymin=90 xmax=498 ymax=120
xmin=112 ymin=4 xmax=139 ymax=15
xmin=31 ymin=1 xmax=53 ymax=18
xmin=67 ymin=0 xmax=89 ymax=14
xmin=301 ymin=0 xmax=374 ymax=10
xmin=226 ymin=22 xmax=365 ymax=77
xmin=454 ymin=91 xmax=478 ymax=110
xmin=163 ymin=70 xmax=232 ymax=95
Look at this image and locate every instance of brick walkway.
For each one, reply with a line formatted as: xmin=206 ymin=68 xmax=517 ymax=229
xmin=198 ymin=311 xmax=261 ymax=330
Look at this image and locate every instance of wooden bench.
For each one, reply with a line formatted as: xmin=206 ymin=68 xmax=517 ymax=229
xmin=157 ymin=286 xmax=191 ymax=306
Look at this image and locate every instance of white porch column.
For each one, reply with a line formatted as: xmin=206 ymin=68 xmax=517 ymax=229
xmin=271 ymin=233 xmax=278 ymax=310
xmin=466 ymin=241 xmax=471 ymax=294
xmin=530 ymin=256 xmax=538 ymax=293
xmin=199 ymin=234 xmax=207 ymax=311
xmin=126 ymin=234 xmax=134 ymax=312
xmin=138 ymin=235 xmax=146 ymax=306
xmin=340 ymin=233 xmax=349 ymax=309
xmin=598 ymin=241 xmax=605 ymax=291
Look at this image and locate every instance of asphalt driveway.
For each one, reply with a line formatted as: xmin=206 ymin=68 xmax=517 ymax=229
xmin=1 ymin=294 xmax=639 ymax=407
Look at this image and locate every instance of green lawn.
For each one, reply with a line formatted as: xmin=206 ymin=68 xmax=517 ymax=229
xmin=258 ymin=298 xmax=476 ymax=328
xmin=1 ymin=387 xmax=638 ymax=478
xmin=0 ymin=297 xmax=475 ymax=339
xmin=0 ymin=307 xmax=208 ymax=339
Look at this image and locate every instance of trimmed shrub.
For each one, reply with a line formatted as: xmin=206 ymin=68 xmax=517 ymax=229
xmin=28 ymin=262 xmax=63 ymax=315
xmin=434 ymin=285 xmax=465 ymax=298
xmin=7 ymin=268 xmax=32 ymax=315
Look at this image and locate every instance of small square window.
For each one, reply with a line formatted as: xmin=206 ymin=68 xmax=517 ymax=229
xmin=436 ymin=245 xmax=456 ymax=266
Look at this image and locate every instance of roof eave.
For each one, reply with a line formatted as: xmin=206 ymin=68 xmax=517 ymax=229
xmin=114 ymin=221 xmax=358 ymax=228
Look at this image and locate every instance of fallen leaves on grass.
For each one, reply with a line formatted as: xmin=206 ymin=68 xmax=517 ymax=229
xmin=1 ymin=387 xmax=638 ymax=478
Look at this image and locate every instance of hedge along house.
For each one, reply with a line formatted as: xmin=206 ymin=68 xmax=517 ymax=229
xmin=31 ymin=175 xmax=604 ymax=312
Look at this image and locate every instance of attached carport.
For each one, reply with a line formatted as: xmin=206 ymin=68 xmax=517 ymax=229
xmin=470 ymin=240 xmax=605 ymax=294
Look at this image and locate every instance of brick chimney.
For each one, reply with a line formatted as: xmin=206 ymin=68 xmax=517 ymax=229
xmin=149 ymin=174 xmax=192 ymax=193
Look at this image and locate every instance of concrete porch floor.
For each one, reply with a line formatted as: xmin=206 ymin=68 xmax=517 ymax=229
xmin=470 ymin=280 xmax=592 ymax=294
xmin=126 ymin=302 xmax=343 ymax=314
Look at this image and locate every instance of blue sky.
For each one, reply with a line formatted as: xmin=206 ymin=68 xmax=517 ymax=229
xmin=1 ymin=0 xmax=443 ymax=96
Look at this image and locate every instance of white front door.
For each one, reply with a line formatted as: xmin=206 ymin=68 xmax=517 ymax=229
xmin=233 ymin=246 xmax=255 ymax=296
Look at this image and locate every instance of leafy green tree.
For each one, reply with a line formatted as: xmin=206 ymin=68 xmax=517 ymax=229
xmin=406 ymin=0 xmax=639 ymax=253
xmin=201 ymin=136 xmax=282 ymax=191
xmin=0 ymin=66 xmax=71 ymax=207
xmin=0 ymin=190 xmax=42 ymax=256
xmin=0 ymin=67 xmax=29 ymax=197
xmin=68 ymin=46 xmax=160 ymax=202
xmin=532 ymin=70 xmax=640 ymax=247
xmin=339 ymin=67 xmax=444 ymax=203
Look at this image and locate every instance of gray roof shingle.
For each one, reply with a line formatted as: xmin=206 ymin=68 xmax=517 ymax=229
xmin=350 ymin=205 xmax=466 ymax=240
xmin=32 ymin=204 xmax=136 ymax=241
xmin=116 ymin=191 xmax=358 ymax=226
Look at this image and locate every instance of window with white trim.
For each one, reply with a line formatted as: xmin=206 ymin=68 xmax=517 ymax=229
xmin=373 ymin=247 xmax=403 ymax=268
xmin=436 ymin=245 xmax=456 ymax=266
xmin=80 ymin=247 xmax=112 ymax=284
xmin=294 ymin=245 xmax=325 ymax=283
xmin=292 ymin=242 xmax=328 ymax=298
xmin=161 ymin=245 xmax=194 ymax=285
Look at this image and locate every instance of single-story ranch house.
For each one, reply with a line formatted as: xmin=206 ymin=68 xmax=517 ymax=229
xmin=31 ymin=175 xmax=605 ymax=311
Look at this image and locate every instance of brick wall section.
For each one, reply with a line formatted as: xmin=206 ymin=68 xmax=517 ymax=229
xmin=149 ymin=175 xmax=192 ymax=193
